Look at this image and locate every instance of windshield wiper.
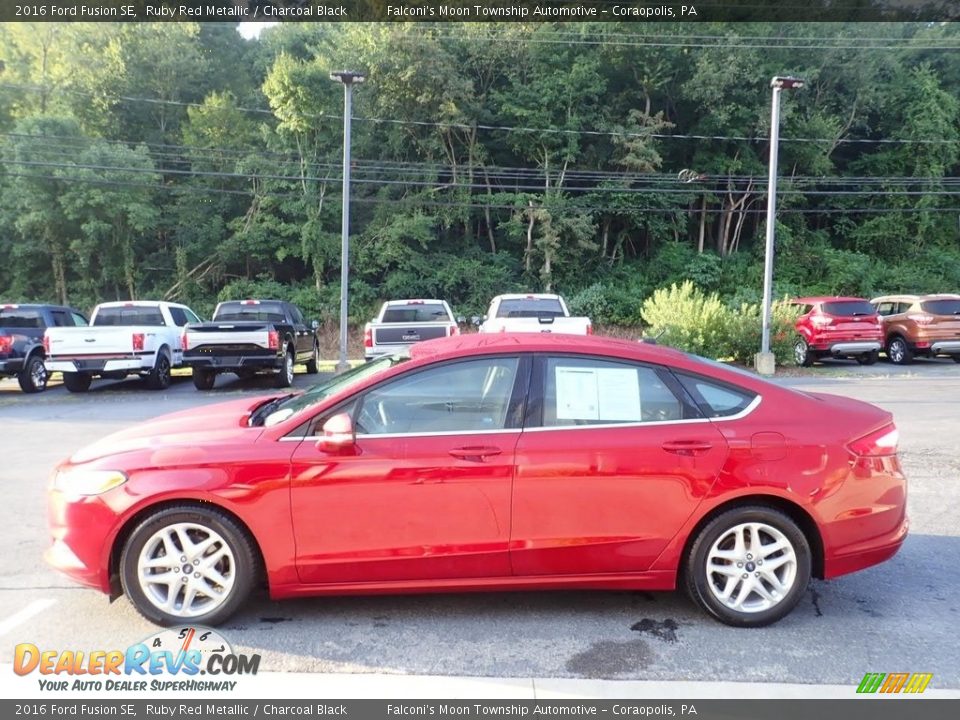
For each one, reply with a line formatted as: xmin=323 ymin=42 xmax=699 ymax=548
xmin=248 ymin=394 xmax=295 ymax=426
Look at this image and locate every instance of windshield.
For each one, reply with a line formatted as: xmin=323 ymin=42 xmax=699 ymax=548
xmin=496 ymin=298 xmax=565 ymax=318
xmin=260 ymin=354 xmax=408 ymax=426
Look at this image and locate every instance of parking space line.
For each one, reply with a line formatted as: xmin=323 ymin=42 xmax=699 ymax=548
xmin=0 ymin=599 xmax=56 ymax=637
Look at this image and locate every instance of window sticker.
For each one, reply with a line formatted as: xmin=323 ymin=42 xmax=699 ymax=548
xmin=555 ymin=366 xmax=642 ymax=422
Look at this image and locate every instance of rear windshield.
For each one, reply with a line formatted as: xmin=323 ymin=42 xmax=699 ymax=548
xmin=381 ymin=304 xmax=450 ymax=323
xmin=921 ymin=299 xmax=960 ymax=316
xmin=93 ymin=307 xmax=165 ymax=326
xmin=822 ymin=301 xmax=876 ymax=317
xmin=0 ymin=309 xmax=42 ymax=328
xmin=496 ymin=298 xmax=565 ymax=318
xmin=215 ymin=302 xmax=286 ymax=323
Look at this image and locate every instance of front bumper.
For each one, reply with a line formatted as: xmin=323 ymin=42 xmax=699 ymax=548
xmin=45 ymin=488 xmax=117 ymax=594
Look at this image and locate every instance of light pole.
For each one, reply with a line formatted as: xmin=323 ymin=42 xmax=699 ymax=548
xmin=757 ymin=75 xmax=805 ymax=376
xmin=330 ymin=70 xmax=365 ymax=373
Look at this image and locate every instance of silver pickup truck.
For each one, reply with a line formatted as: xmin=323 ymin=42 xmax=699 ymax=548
xmin=363 ymin=299 xmax=459 ymax=361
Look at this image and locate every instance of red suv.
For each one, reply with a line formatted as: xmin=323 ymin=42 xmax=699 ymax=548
xmin=792 ymin=296 xmax=884 ymax=366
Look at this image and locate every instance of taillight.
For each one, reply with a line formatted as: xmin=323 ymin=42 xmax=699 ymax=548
xmin=363 ymin=328 xmax=373 ymax=348
xmin=0 ymin=335 xmax=13 ymax=353
xmin=42 ymin=333 xmax=50 ymax=354
xmin=586 ymin=324 xmax=593 ymax=335
xmin=268 ymin=330 xmax=280 ymax=350
xmin=132 ymin=333 xmax=145 ymax=351
xmin=811 ymin=314 xmax=833 ymax=328
xmin=907 ymin=313 xmax=933 ymax=325
xmin=847 ymin=424 xmax=899 ymax=458
xmin=181 ymin=332 xmax=189 ymax=351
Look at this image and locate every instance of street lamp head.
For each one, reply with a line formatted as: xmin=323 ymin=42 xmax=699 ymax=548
xmin=771 ymin=76 xmax=806 ymax=91
xmin=330 ymin=70 xmax=366 ymax=85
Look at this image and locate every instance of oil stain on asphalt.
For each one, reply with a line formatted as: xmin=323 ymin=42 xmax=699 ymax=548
xmin=565 ymin=639 xmax=654 ymax=678
xmin=630 ymin=618 xmax=679 ymax=643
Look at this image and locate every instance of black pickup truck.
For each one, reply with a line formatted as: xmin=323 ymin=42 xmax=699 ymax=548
xmin=0 ymin=303 xmax=88 ymax=393
xmin=182 ymin=299 xmax=321 ymax=390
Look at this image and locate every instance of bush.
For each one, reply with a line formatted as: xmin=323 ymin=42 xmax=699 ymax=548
xmin=641 ymin=281 xmax=799 ymax=365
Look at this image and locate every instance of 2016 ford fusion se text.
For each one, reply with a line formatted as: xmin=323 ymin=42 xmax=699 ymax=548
xmin=45 ymin=334 xmax=907 ymax=628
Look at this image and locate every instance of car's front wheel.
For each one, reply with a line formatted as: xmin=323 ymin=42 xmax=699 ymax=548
xmin=684 ymin=506 xmax=811 ymax=627
xmin=275 ymin=349 xmax=294 ymax=388
xmin=887 ymin=336 xmax=913 ymax=365
xmin=192 ymin=368 xmax=216 ymax=391
xmin=120 ymin=505 xmax=258 ymax=627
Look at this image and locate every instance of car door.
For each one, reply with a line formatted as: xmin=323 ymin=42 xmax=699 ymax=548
xmin=289 ymin=354 xmax=530 ymax=584
xmin=286 ymin=305 xmax=311 ymax=359
xmin=510 ymin=355 xmax=729 ymax=577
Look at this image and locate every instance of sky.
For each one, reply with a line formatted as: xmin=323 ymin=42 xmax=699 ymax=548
xmin=237 ymin=22 xmax=278 ymax=39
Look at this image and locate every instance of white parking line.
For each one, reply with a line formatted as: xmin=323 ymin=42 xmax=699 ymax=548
xmin=0 ymin=599 xmax=56 ymax=637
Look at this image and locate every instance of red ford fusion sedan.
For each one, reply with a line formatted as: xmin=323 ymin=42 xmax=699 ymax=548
xmin=46 ymin=333 xmax=907 ymax=628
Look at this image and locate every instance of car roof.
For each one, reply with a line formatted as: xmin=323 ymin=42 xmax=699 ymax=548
xmin=792 ymin=296 xmax=871 ymax=304
xmin=409 ymin=332 xmax=690 ymax=365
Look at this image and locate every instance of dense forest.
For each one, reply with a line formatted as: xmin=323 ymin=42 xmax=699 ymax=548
xmin=1 ymin=22 xmax=958 ymax=326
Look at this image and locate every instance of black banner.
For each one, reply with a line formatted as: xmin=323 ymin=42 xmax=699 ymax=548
xmin=2 ymin=0 xmax=959 ymax=23
xmin=3 ymin=700 xmax=960 ymax=720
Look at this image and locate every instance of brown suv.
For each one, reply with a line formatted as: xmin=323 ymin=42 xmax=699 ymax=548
xmin=871 ymin=294 xmax=960 ymax=364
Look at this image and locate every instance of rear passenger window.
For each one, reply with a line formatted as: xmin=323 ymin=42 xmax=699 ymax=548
xmin=71 ymin=312 xmax=88 ymax=326
xmin=168 ymin=307 xmax=189 ymax=327
xmin=677 ymin=374 xmax=758 ymax=418
xmin=543 ymin=357 xmax=693 ymax=426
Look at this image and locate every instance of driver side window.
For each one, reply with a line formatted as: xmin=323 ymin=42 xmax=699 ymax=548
xmin=355 ymin=357 xmax=521 ymax=436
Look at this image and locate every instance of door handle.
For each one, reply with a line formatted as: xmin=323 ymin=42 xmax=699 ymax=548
xmin=661 ymin=440 xmax=714 ymax=456
xmin=449 ymin=446 xmax=503 ymax=461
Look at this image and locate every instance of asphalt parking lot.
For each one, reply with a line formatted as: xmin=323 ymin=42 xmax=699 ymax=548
xmin=1 ymin=358 xmax=958 ymax=689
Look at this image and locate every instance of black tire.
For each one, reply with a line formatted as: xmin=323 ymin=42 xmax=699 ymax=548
xmin=305 ymin=343 xmax=320 ymax=374
xmin=856 ymin=351 xmax=879 ymax=366
xmin=793 ymin=337 xmax=814 ymax=367
xmin=952 ymin=355 xmax=960 ymax=364
xmin=886 ymin=336 xmax=913 ymax=365
xmin=192 ymin=368 xmax=216 ymax=391
xmin=18 ymin=354 xmax=48 ymax=393
xmin=119 ymin=505 xmax=258 ymax=627
xmin=684 ymin=505 xmax=812 ymax=627
xmin=274 ymin=348 xmax=294 ymax=388
xmin=146 ymin=350 xmax=172 ymax=390
xmin=62 ymin=372 xmax=92 ymax=393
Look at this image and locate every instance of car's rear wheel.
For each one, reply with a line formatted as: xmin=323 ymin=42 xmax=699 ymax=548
xmin=793 ymin=337 xmax=813 ymax=367
xmin=146 ymin=351 xmax=172 ymax=390
xmin=120 ymin=506 xmax=258 ymax=627
xmin=856 ymin=351 xmax=879 ymax=366
xmin=62 ymin=372 xmax=92 ymax=393
xmin=684 ymin=506 xmax=811 ymax=627
xmin=275 ymin=349 xmax=294 ymax=388
xmin=192 ymin=368 xmax=216 ymax=391
xmin=305 ymin=343 xmax=320 ymax=374
xmin=18 ymin=354 xmax=48 ymax=393
xmin=887 ymin=337 xmax=913 ymax=365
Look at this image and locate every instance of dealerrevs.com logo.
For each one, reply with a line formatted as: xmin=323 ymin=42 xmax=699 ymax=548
xmin=13 ymin=627 xmax=260 ymax=692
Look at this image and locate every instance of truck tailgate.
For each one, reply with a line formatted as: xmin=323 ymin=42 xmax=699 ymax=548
xmin=373 ymin=323 xmax=451 ymax=346
xmin=46 ymin=327 xmax=149 ymax=357
xmin=184 ymin=323 xmax=272 ymax=352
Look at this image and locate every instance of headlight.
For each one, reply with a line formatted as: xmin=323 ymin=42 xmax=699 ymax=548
xmin=54 ymin=469 xmax=128 ymax=498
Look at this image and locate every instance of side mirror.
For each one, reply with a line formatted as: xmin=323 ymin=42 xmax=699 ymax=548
xmin=317 ymin=412 xmax=355 ymax=453
xmin=311 ymin=320 xmax=320 ymax=330
xmin=456 ymin=315 xmax=466 ymax=324
xmin=471 ymin=315 xmax=483 ymax=327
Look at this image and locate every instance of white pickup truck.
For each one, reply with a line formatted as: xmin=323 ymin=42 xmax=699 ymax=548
xmin=364 ymin=299 xmax=460 ymax=361
xmin=478 ymin=294 xmax=593 ymax=335
xmin=44 ymin=301 xmax=201 ymax=392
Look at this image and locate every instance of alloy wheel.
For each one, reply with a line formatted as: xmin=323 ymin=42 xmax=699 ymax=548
xmin=704 ymin=522 xmax=798 ymax=614
xmin=136 ymin=522 xmax=236 ymax=619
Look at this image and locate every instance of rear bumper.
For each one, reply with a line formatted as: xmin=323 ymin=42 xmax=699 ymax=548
xmin=46 ymin=358 xmax=143 ymax=374
xmin=0 ymin=358 xmax=25 ymax=375
xmin=183 ymin=354 xmax=282 ymax=371
xmin=823 ymin=341 xmax=881 ymax=356
xmin=824 ymin=515 xmax=908 ymax=578
xmin=930 ymin=340 xmax=960 ymax=355
xmin=366 ymin=347 xmax=409 ymax=361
